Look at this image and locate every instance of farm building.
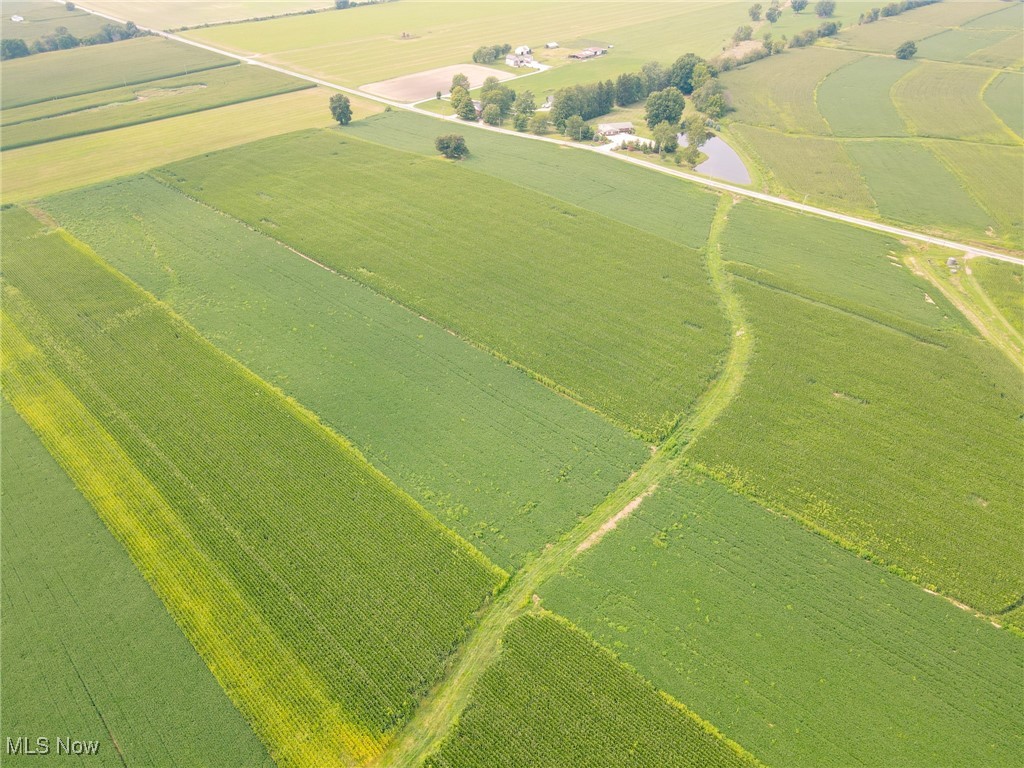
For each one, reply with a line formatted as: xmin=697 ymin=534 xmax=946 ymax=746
xmin=10 ymin=14 xmax=24 ymax=21
xmin=545 ymin=41 xmax=559 ymax=48
xmin=505 ymin=53 xmax=534 ymax=67
xmin=597 ymin=122 xmax=635 ymax=136
xmin=514 ymin=45 xmax=532 ymax=55
xmin=947 ymin=257 xmax=959 ymax=271
xmin=570 ymin=47 xmax=608 ymax=60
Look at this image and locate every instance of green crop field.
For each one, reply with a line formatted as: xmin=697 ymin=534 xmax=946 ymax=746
xmin=1 ymin=207 xmax=504 ymax=766
xmin=0 ymin=64 xmax=309 ymax=149
xmin=971 ymin=258 xmax=1024 ymax=337
xmin=0 ymin=36 xmax=232 ymax=108
xmin=729 ymin=124 xmax=876 ymax=213
xmin=892 ymin=61 xmax=1020 ymax=145
xmin=424 ymin=612 xmax=761 ymax=768
xmin=984 ymin=72 xmax=1024 ymax=138
xmin=717 ymin=202 xmax=967 ymax=330
xmin=1 ymin=402 xmax=275 ymax=767
xmin=154 ymin=129 xmax=732 ymax=440
xmin=42 ymin=175 xmax=647 ymax=571
xmin=816 ymin=56 xmax=916 ymax=137
xmin=720 ymin=47 xmax=860 ymax=135
xmin=966 ymin=28 xmax=1024 ymax=68
xmin=833 ymin=0 xmax=1009 ymax=52
xmin=184 ymin=0 xmax=745 ymax=90
xmin=913 ymin=25 xmax=1018 ymax=63
xmin=845 ymin=140 xmax=997 ymax=238
xmin=541 ymin=471 xmax=1024 ymax=768
xmin=0 ymin=88 xmax=350 ymax=202
xmin=347 ymin=111 xmax=720 ymax=251
xmin=0 ymin=0 xmax=109 ymax=40
xmin=76 ymin=0 xmax=330 ymax=29
xmin=688 ymin=272 xmax=1023 ymax=616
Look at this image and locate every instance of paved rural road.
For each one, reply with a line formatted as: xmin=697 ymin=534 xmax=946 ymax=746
xmin=65 ymin=1 xmax=1024 ymax=267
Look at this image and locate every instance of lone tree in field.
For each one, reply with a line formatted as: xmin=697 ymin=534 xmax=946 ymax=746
xmin=749 ymin=4 xmax=763 ymax=21
xmin=645 ymin=87 xmax=685 ymax=129
xmin=766 ymin=6 xmax=781 ymax=22
xmin=815 ymin=0 xmax=836 ymax=17
xmin=791 ymin=0 xmax=808 ymax=11
xmin=435 ymin=134 xmax=469 ymax=159
xmin=895 ymin=40 xmax=917 ymax=59
xmin=329 ymin=93 xmax=352 ymax=125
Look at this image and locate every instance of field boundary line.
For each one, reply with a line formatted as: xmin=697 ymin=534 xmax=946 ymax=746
xmin=61 ymin=0 xmax=1024 ymax=265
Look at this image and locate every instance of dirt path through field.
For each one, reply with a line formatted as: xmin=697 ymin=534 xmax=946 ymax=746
xmin=577 ymin=485 xmax=657 ymax=553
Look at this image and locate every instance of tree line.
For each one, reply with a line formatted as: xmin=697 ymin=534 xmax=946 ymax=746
xmin=1 ymin=17 xmax=146 ymax=60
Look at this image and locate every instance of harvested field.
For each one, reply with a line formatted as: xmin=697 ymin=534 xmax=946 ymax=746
xmin=362 ymin=63 xmax=515 ymax=102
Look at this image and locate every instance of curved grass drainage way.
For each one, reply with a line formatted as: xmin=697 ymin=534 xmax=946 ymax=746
xmin=376 ymin=195 xmax=750 ymax=768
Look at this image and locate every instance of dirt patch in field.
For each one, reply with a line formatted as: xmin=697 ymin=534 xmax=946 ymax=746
xmin=361 ymin=64 xmax=515 ymax=102
xmin=576 ymin=484 xmax=657 ymax=554
xmin=719 ymin=39 xmax=765 ymax=61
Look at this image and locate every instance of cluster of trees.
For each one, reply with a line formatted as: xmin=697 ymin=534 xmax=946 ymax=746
xmin=895 ymin=40 xmax=917 ymax=59
xmin=860 ymin=0 xmax=940 ymax=24
xmin=448 ymin=73 xmax=540 ymax=130
xmin=549 ymin=80 xmax=616 ymax=127
xmin=435 ymin=134 xmax=468 ymax=159
xmin=749 ymin=1 xmax=784 ymax=22
xmin=1 ymin=20 xmax=145 ymax=59
xmin=789 ymin=18 xmax=842 ymax=46
xmin=472 ymin=43 xmax=511 ymax=64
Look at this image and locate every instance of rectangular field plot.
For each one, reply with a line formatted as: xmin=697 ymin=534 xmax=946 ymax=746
xmin=43 ymin=176 xmax=647 ymax=571
xmin=845 ymin=139 xmax=998 ymax=239
xmin=720 ymin=200 xmax=966 ymax=330
xmin=0 ymin=208 xmax=504 ymax=767
xmin=816 ymin=56 xmax=916 ymax=137
xmin=0 ymin=64 xmax=309 ymax=150
xmin=689 ymin=278 xmax=1024 ymax=616
xmin=0 ymin=36 xmax=231 ymax=108
xmin=424 ymin=612 xmax=761 ymax=768
xmin=0 ymin=88 xmax=344 ymax=202
xmin=730 ymin=125 xmax=876 ymax=213
xmin=155 ymin=130 xmax=732 ymax=440
xmin=984 ymin=72 xmax=1024 ymax=137
xmin=362 ymin=64 xmax=513 ymax=102
xmin=541 ymin=472 xmax=1024 ymax=768
xmin=347 ymin=111 xmax=720 ymax=251
xmin=892 ymin=61 xmax=1020 ymax=144
xmin=1 ymin=403 xmax=274 ymax=768
xmin=720 ymin=47 xmax=861 ymax=135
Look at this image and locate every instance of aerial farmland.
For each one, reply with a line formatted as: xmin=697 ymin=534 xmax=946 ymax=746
xmin=1 ymin=0 xmax=1021 ymax=766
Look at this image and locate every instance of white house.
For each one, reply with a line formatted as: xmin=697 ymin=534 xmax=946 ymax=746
xmin=514 ymin=45 xmax=532 ymax=56
xmin=597 ymin=122 xmax=635 ymax=136
xmin=10 ymin=14 xmax=24 ymax=21
xmin=505 ymin=53 xmax=534 ymax=67
xmin=545 ymin=41 xmax=559 ymax=48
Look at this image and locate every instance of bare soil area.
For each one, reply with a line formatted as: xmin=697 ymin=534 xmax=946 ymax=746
xmin=362 ymin=64 xmax=516 ymax=102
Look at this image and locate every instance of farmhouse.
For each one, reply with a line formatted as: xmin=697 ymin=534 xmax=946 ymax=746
xmin=597 ymin=122 xmax=635 ymax=136
xmin=505 ymin=53 xmax=534 ymax=67
xmin=514 ymin=45 xmax=532 ymax=55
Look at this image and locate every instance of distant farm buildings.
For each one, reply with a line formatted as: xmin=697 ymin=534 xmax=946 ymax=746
xmin=545 ymin=41 xmax=559 ymax=48
xmin=570 ymin=46 xmax=609 ymax=59
xmin=597 ymin=122 xmax=634 ymax=136
xmin=505 ymin=53 xmax=534 ymax=67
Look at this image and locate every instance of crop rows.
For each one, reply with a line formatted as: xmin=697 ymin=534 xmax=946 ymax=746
xmin=1 ymin=208 xmax=504 ymax=766
xmin=155 ymin=130 xmax=732 ymax=440
xmin=1 ymin=402 xmax=274 ymax=767
xmin=541 ymin=471 xmax=1024 ymax=767
xmin=43 ymin=175 xmax=647 ymax=571
xmin=0 ymin=63 xmax=310 ymax=150
xmin=425 ymin=612 xmax=761 ymax=768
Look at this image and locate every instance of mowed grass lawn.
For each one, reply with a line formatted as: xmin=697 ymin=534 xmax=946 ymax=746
xmin=1 ymin=403 xmax=275 ymax=768
xmin=0 ymin=36 xmax=231 ymax=108
xmin=44 ymin=176 xmax=647 ymax=571
xmin=0 ymin=63 xmax=310 ymax=150
xmin=0 ymin=88 xmax=363 ymax=202
xmin=424 ymin=612 xmax=761 ymax=768
xmin=2 ymin=208 xmax=504 ymax=767
xmin=541 ymin=471 xmax=1024 ymax=768
xmin=155 ymin=130 xmax=732 ymax=440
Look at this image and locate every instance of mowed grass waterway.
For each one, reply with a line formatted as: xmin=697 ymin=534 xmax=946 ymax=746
xmin=43 ymin=176 xmax=648 ymax=571
xmin=1 ymin=208 xmax=504 ymax=767
xmin=155 ymin=129 xmax=732 ymax=440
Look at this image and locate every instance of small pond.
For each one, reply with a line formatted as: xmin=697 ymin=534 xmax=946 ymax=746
xmin=680 ymin=135 xmax=751 ymax=185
